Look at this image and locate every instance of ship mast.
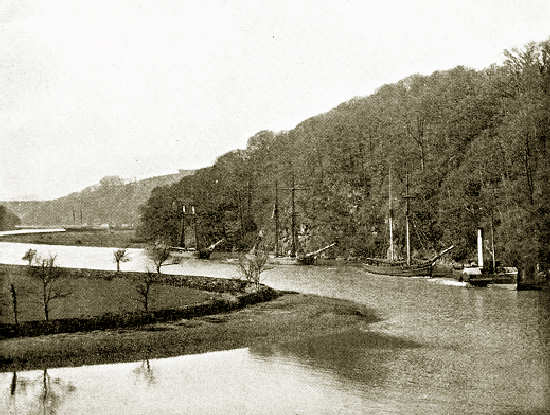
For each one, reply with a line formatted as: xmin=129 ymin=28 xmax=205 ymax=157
xmin=405 ymin=172 xmax=411 ymax=266
xmin=280 ymin=173 xmax=308 ymax=258
xmin=388 ymin=167 xmax=394 ymax=261
xmin=274 ymin=180 xmax=280 ymax=257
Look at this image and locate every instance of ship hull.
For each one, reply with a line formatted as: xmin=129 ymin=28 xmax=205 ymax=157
xmin=268 ymin=256 xmax=315 ymax=265
xmin=362 ymin=261 xmax=433 ymax=277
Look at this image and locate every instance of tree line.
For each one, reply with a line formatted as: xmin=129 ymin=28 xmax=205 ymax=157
xmin=0 ymin=205 xmax=21 ymax=231
xmin=138 ymin=39 xmax=549 ymax=271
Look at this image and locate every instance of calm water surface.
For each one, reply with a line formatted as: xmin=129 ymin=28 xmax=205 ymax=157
xmin=1 ymin=242 xmax=549 ymax=414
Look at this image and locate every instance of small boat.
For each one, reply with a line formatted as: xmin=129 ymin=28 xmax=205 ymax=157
xmin=196 ymin=239 xmax=225 ymax=259
xmin=63 ymin=224 xmax=110 ymax=232
xmin=462 ymin=230 xmax=522 ymax=287
xmin=169 ymin=239 xmax=225 ymax=261
xmin=168 ymin=246 xmax=197 ymax=262
xmin=516 ymin=283 xmax=543 ymax=291
xmin=516 ymin=264 xmax=546 ymax=291
xmin=268 ymin=243 xmax=336 ymax=266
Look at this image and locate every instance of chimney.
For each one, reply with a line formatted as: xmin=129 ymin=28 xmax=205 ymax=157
xmin=477 ymin=228 xmax=484 ymax=268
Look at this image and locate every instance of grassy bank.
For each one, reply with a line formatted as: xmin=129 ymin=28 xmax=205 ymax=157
xmin=0 ymin=293 xmax=379 ymax=371
xmin=0 ymin=271 xmax=220 ymax=324
xmin=1 ymin=230 xmax=146 ymax=248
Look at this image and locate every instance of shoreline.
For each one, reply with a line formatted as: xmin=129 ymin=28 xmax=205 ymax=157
xmin=0 ymin=293 xmax=380 ymax=372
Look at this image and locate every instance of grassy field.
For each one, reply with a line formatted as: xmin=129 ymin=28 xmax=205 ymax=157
xmin=0 ymin=293 xmax=381 ymax=371
xmin=1 ymin=230 xmax=147 ymax=248
xmin=0 ymin=272 xmax=221 ymax=324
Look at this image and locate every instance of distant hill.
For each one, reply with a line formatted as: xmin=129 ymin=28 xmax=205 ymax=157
xmin=1 ymin=170 xmax=195 ymax=227
xmin=0 ymin=205 xmax=21 ymax=230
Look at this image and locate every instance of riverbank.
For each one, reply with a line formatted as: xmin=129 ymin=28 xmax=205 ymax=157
xmin=0 ymin=264 xmax=224 ymax=325
xmin=0 ymin=229 xmax=147 ymax=248
xmin=0 ymin=293 xmax=379 ymax=371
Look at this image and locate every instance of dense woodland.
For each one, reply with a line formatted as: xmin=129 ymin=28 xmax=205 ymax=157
xmin=139 ymin=40 xmax=550 ymax=269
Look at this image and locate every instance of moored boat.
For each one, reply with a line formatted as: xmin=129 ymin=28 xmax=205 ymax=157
xmin=363 ymin=246 xmax=454 ymax=277
xmin=361 ymin=168 xmax=454 ymax=277
xmin=362 ymin=258 xmax=434 ymax=277
xmin=267 ymin=243 xmax=336 ymax=266
xmin=169 ymin=239 xmax=225 ymax=261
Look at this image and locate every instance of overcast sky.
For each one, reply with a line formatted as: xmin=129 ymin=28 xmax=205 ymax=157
xmin=1 ymin=0 xmax=549 ymax=200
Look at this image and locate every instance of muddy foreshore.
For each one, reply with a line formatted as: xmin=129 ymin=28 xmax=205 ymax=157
xmin=0 ymin=292 xmax=380 ymax=372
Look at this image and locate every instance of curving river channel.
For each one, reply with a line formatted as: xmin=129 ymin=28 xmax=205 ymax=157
xmin=1 ymin=242 xmax=549 ymax=414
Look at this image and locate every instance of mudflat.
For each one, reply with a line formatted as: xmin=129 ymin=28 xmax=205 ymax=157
xmin=0 ymin=293 xmax=379 ymax=371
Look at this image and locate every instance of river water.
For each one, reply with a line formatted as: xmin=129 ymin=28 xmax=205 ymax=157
xmin=1 ymin=242 xmax=549 ymax=414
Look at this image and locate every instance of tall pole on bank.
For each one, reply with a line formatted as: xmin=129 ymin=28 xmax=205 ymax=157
xmin=180 ymin=204 xmax=186 ymax=248
xmin=192 ymin=206 xmax=198 ymax=250
xmin=274 ymin=180 xmax=280 ymax=257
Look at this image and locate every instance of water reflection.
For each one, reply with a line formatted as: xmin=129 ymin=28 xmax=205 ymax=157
xmin=5 ymin=369 xmax=75 ymax=415
xmin=252 ymin=329 xmax=419 ymax=388
xmin=1 ymin=258 xmax=549 ymax=413
xmin=133 ymin=359 xmax=156 ymax=386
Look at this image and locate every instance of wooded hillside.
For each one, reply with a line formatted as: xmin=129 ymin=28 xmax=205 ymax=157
xmin=137 ymin=39 xmax=548 ymax=268
xmin=2 ymin=170 xmax=195 ymax=227
xmin=0 ymin=205 xmax=20 ymax=230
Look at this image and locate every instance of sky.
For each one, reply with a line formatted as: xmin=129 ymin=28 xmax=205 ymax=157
xmin=1 ymin=0 xmax=549 ymax=201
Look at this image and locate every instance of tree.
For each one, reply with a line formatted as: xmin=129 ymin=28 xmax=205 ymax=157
xmin=135 ymin=268 xmax=156 ymax=311
xmin=134 ymin=38 xmax=549 ymax=269
xmin=22 ymin=248 xmax=37 ymax=266
xmin=145 ymin=243 xmax=171 ymax=275
xmin=99 ymin=175 xmax=125 ymax=187
xmin=30 ymin=255 xmax=71 ymax=321
xmin=0 ymin=205 xmax=21 ymax=230
xmin=237 ymin=252 xmax=268 ymax=290
xmin=9 ymin=284 xmax=18 ymax=325
xmin=137 ymin=187 xmax=180 ymax=244
xmin=113 ymin=248 xmax=130 ymax=272
xmin=1 ymin=279 xmax=22 ymax=325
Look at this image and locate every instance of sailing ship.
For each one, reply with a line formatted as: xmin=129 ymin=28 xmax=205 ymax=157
xmin=268 ymin=242 xmax=337 ymax=265
xmin=265 ymin=178 xmax=336 ymax=265
xmin=64 ymin=204 xmax=110 ymax=231
xmin=168 ymin=204 xmax=224 ymax=260
xmin=362 ymin=169 xmax=453 ymax=277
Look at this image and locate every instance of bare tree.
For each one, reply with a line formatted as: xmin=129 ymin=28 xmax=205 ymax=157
xmin=22 ymin=248 xmax=37 ymax=266
xmin=238 ymin=252 xmax=268 ymax=290
xmin=145 ymin=243 xmax=171 ymax=275
xmin=3 ymin=266 xmax=31 ymax=326
xmin=135 ymin=268 xmax=156 ymax=312
xmin=113 ymin=248 xmax=130 ymax=272
xmin=9 ymin=284 xmax=18 ymax=325
xmin=31 ymin=255 xmax=71 ymax=321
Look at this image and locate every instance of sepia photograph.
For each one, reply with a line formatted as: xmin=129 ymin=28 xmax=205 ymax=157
xmin=1 ymin=1 xmax=549 ymax=413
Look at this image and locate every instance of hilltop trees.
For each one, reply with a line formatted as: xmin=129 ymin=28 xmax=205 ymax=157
xmin=138 ymin=38 xmax=550 ymax=272
xmin=0 ymin=205 xmax=21 ymax=230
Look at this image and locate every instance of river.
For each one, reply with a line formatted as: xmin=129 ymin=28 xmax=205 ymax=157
xmin=1 ymin=242 xmax=549 ymax=414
